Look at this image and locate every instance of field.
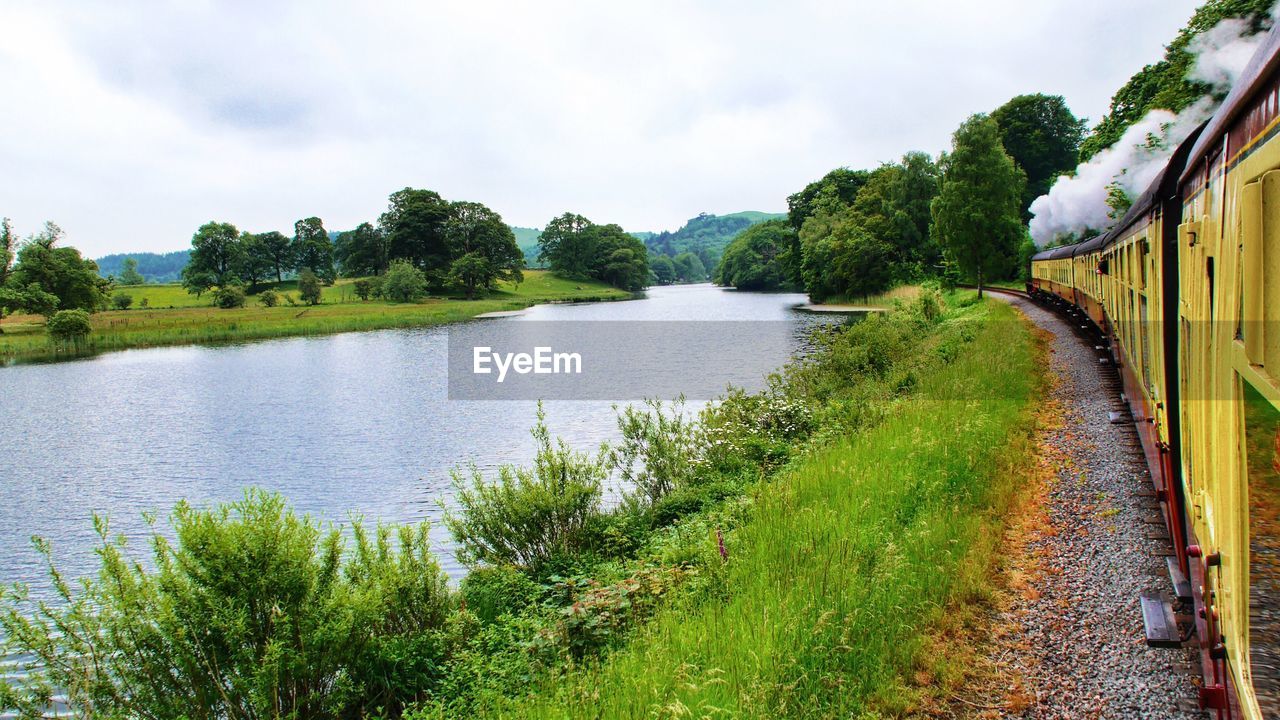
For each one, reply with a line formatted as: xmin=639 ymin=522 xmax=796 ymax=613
xmin=467 ymin=296 xmax=1043 ymax=717
xmin=0 ymin=271 xmax=631 ymax=363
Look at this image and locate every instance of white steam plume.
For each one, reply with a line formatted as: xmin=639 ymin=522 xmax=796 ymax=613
xmin=1028 ymin=13 xmax=1273 ymax=247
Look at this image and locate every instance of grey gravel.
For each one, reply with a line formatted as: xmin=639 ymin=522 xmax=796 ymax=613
xmin=990 ymin=295 xmax=1206 ymax=720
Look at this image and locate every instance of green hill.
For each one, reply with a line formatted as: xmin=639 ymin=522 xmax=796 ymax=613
xmin=641 ymin=211 xmax=786 ymax=272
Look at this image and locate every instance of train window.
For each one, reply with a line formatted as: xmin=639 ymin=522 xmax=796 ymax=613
xmin=1140 ymin=239 xmax=1149 ymax=289
xmin=1208 ymin=256 xmax=1216 ymax=321
xmin=1242 ymin=380 xmax=1280 ymax=716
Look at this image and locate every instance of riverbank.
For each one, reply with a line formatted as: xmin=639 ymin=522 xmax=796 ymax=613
xmin=455 ymin=293 xmax=1045 ymax=718
xmin=0 ymin=270 xmax=632 ymax=364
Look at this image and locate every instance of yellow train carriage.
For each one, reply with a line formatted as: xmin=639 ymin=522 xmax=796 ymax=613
xmin=1178 ymin=27 xmax=1280 ymax=719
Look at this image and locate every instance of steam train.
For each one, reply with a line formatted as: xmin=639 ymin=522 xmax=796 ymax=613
xmin=1028 ymin=25 xmax=1280 ymax=720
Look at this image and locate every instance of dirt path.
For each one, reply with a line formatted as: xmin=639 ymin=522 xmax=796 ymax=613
xmin=953 ymin=295 xmax=1206 ymax=720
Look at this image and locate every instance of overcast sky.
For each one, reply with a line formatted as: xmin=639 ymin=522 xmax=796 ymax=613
xmin=1 ymin=0 xmax=1203 ymax=258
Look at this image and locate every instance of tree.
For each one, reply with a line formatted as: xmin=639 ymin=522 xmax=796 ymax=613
xmin=0 ymin=217 xmax=14 ymax=330
xmin=380 ymin=188 xmax=451 ymax=272
xmin=256 ymin=230 xmax=294 ymax=283
xmin=213 ymin=285 xmax=246 ymax=309
xmin=181 ymin=270 xmax=216 ymax=299
xmin=380 ymin=260 xmax=428 ymax=302
xmin=448 ymin=252 xmax=492 ymax=300
xmin=894 ymin=151 xmax=943 ymax=267
xmin=297 ymin=269 xmax=323 ymax=305
xmin=111 ymin=292 xmax=134 ymax=310
xmin=235 ymin=233 xmax=273 ymax=291
xmin=7 ymin=223 xmax=111 ymax=312
xmin=650 ymin=254 xmax=677 ymax=285
xmin=118 ymin=257 xmax=145 ymax=285
xmin=991 ymin=94 xmax=1086 ymax=218
xmin=537 ymin=213 xmax=596 ymax=277
xmin=931 ymin=114 xmax=1027 ymax=297
xmin=716 ymin=219 xmax=795 ymax=291
xmin=0 ymin=283 xmax=60 ymax=319
xmin=352 ymin=279 xmax=373 ymax=301
xmin=444 ymin=201 xmax=524 ymax=291
xmin=670 ymin=252 xmax=707 ymax=282
xmin=334 ymin=223 xmax=388 ymax=277
xmin=587 ymin=224 xmax=648 ymax=291
xmin=292 ymin=217 xmax=335 ymax=283
xmin=185 ymin=222 xmax=243 ymax=287
xmin=786 ymin=168 xmax=870 ymax=230
xmin=800 ymin=213 xmax=895 ymax=302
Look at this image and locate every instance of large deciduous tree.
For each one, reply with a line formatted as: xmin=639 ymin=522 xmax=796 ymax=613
xmin=117 ymin=257 xmax=145 ymax=285
xmin=292 ymin=217 xmax=335 ymax=283
xmin=5 ymin=222 xmax=111 ymax=314
xmin=334 ymin=223 xmax=388 ymax=277
xmin=184 ymin=221 xmax=243 ymax=288
xmin=931 ymin=114 xmax=1026 ymax=298
xmin=380 ymin=188 xmax=451 ymax=273
xmin=235 ymin=233 xmax=273 ymax=291
xmin=444 ymin=201 xmax=524 ymax=294
xmin=991 ymin=94 xmax=1086 ymax=218
xmin=256 ymin=230 xmax=294 ymax=283
xmin=537 ymin=213 xmax=595 ymax=278
xmin=715 ymin=219 xmax=795 ymax=291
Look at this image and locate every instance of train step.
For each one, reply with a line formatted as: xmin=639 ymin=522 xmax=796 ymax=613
xmin=1109 ymin=410 xmax=1130 ymax=424
xmin=1141 ymin=593 xmax=1183 ymax=648
xmin=1167 ymin=557 xmax=1193 ymax=603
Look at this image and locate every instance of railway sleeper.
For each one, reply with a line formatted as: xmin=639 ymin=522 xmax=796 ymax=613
xmin=1141 ymin=592 xmax=1187 ymax=648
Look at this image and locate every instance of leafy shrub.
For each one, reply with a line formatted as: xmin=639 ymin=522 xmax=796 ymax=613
xmin=0 ymin=490 xmax=454 ymax=719
xmin=382 ymin=260 xmax=428 ymax=302
xmin=610 ymin=397 xmax=702 ymax=506
xmin=258 ymin=288 xmax=279 ymax=307
xmin=538 ymin=566 xmax=688 ymax=659
xmin=139 ymin=297 xmax=149 ymax=308
xmin=353 ymin=278 xmax=374 ymax=301
xmin=213 ymin=284 xmax=246 ymax=309
xmin=460 ymin=565 xmax=539 ymax=623
xmin=110 ymin=291 xmax=133 ymax=310
xmin=298 ymin=270 xmax=323 ymax=305
xmin=45 ymin=309 xmax=91 ymax=348
xmin=446 ymin=403 xmax=607 ymax=571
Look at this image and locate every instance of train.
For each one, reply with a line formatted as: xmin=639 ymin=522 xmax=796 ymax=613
xmin=1028 ymin=24 xmax=1280 ymax=720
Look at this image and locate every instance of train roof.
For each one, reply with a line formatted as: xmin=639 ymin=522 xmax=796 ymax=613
xmin=1180 ymin=22 xmax=1280 ymax=184
xmin=1031 ymin=236 xmax=1101 ymax=262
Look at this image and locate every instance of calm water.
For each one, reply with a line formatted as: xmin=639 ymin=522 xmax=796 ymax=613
xmin=0 ymin=284 xmax=830 ymax=594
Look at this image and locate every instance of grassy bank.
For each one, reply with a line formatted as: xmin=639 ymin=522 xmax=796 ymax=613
xmin=456 ymin=296 xmax=1042 ymax=718
xmin=0 ymin=270 xmax=631 ymax=363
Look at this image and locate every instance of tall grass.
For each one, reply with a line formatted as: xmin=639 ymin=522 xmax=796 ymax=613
xmin=460 ymin=299 xmax=1040 ymax=718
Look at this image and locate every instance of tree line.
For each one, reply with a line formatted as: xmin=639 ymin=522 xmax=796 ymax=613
xmin=181 ymin=188 xmax=526 ymax=301
xmin=715 ymin=93 xmax=1086 ymax=300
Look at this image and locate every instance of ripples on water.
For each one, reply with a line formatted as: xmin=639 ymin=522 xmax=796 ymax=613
xmin=0 ymin=285 xmax=842 ymax=600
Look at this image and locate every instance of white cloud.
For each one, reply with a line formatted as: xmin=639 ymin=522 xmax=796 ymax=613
xmin=0 ymin=0 xmax=1204 ymax=256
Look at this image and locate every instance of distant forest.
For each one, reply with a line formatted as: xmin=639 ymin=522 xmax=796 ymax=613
xmin=95 ymin=251 xmax=191 ymax=283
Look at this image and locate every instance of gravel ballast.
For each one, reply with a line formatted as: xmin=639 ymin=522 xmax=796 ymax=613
xmin=981 ymin=295 xmax=1206 ymax=720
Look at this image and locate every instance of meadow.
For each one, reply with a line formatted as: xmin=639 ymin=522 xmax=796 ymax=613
xmin=0 ymin=271 xmax=631 ymax=363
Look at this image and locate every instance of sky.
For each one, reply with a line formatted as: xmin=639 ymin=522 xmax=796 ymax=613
xmin=0 ymin=0 xmax=1205 ymax=258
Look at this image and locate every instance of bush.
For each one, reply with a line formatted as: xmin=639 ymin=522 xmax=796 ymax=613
xmin=0 ymin=490 xmax=454 ymax=719
xmin=213 ymin=285 xmax=246 ymax=309
xmin=382 ymin=260 xmax=428 ymax=303
xmin=110 ymin=292 xmax=133 ymax=310
xmin=609 ymin=397 xmax=702 ymax=506
xmin=258 ymin=288 xmax=279 ymax=307
xmin=298 ymin=270 xmax=323 ymax=305
xmin=139 ymin=297 xmax=149 ymax=308
xmin=45 ymin=309 xmax=92 ymax=348
xmin=446 ymin=403 xmax=607 ymax=571
xmin=460 ymin=565 xmax=539 ymax=624
xmin=353 ymin=278 xmax=374 ymax=301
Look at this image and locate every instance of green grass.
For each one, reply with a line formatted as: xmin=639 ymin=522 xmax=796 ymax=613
xmin=465 ymin=298 xmax=1040 ymax=718
xmin=0 ymin=270 xmax=631 ymax=363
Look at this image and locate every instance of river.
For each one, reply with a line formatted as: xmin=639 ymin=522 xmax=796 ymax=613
xmin=0 ymin=284 xmax=839 ymax=596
